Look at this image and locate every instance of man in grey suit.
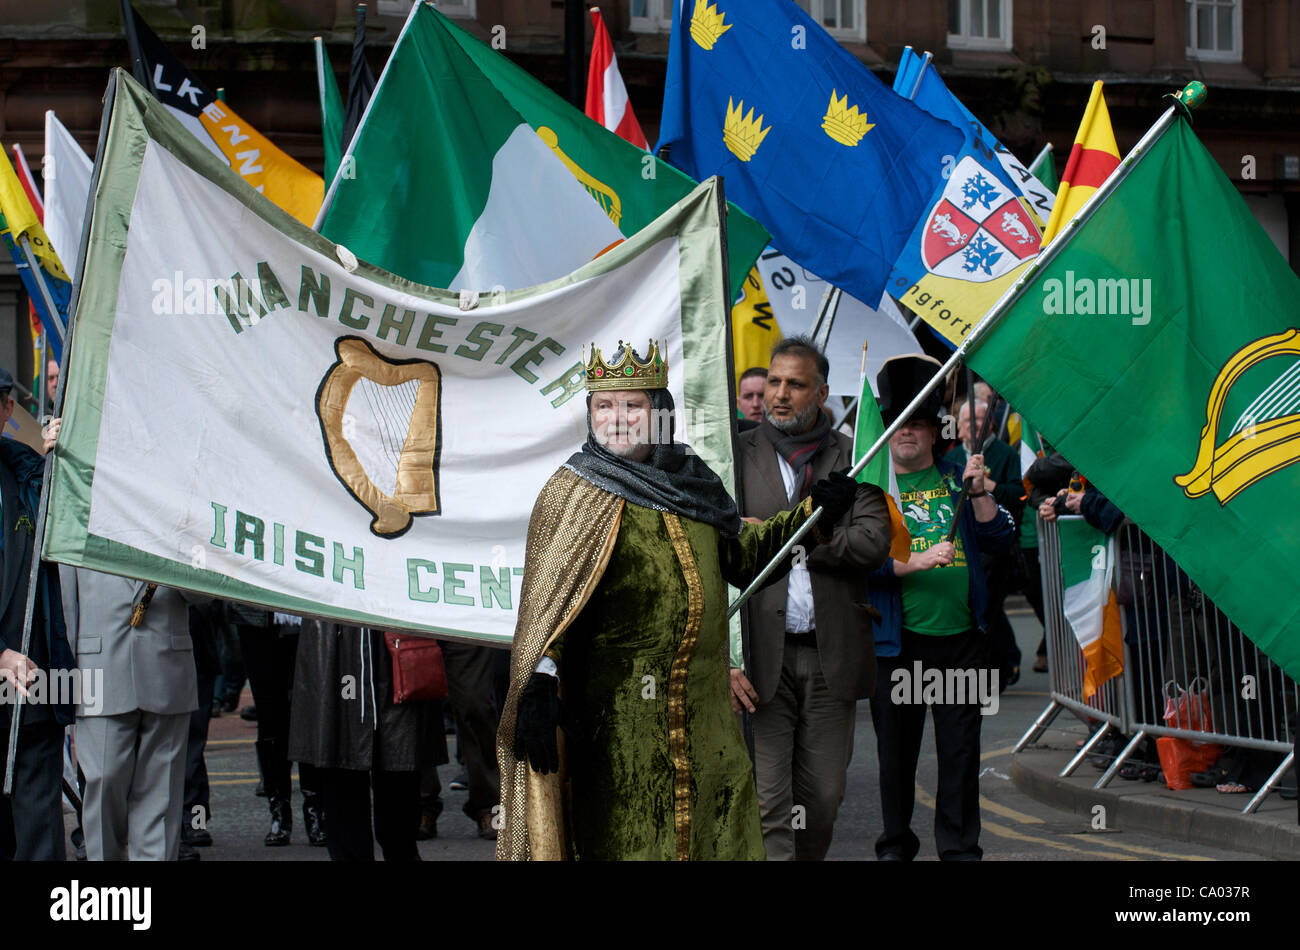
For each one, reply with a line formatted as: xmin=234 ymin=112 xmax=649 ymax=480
xmin=730 ymin=337 xmax=892 ymax=860
xmin=67 ymin=569 xmax=203 ymax=861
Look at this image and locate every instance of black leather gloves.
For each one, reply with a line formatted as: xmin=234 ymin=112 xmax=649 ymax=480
xmin=810 ymin=469 xmax=858 ymax=526
xmin=513 ymin=671 xmax=561 ymax=774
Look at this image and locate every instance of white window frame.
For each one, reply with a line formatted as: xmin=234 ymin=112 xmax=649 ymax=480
xmin=630 ymin=0 xmax=674 ymax=33
xmin=1185 ymin=0 xmax=1241 ymax=63
xmin=947 ymin=0 xmax=1012 ymax=52
xmin=793 ymin=1 xmax=867 ymax=43
xmin=379 ymin=0 xmax=476 ymax=19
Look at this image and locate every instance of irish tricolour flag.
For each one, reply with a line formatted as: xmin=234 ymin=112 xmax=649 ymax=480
xmin=316 ymin=3 xmax=622 ymax=291
xmin=1057 ymin=520 xmax=1124 ymax=699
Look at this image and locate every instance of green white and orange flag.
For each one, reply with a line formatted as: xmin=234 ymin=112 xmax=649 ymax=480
xmin=1041 ymin=82 xmax=1119 ymax=245
xmin=1058 ymin=518 xmax=1124 ymax=699
xmin=852 ymin=356 xmax=912 ymax=564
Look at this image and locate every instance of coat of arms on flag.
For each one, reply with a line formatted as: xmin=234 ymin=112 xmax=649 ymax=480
xmin=920 ymin=156 xmax=1043 ymax=282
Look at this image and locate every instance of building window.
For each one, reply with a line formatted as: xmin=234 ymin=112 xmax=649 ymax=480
xmin=378 ymin=0 xmax=476 ymax=18
xmin=792 ymin=1 xmax=867 ymax=42
xmin=630 ymin=0 xmax=673 ymax=33
xmin=947 ymin=0 xmax=1012 ymax=51
xmin=1186 ymin=0 xmax=1240 ymax=62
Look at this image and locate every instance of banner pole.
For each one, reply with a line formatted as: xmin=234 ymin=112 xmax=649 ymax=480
xmin=726 ymin=87 xmax=1200 ymax=619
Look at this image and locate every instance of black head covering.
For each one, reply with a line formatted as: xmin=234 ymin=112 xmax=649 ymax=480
xmin=876 ymin=353 xmax=946 ymax=428
xmin=564 ymin=385 xmax=741 ymax=538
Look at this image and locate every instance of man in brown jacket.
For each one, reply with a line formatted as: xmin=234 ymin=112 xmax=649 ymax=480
xmin=730 ymin=337 xmax=892 ymax=860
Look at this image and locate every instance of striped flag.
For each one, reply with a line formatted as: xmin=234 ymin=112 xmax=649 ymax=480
xmin=1041 ymin=82 xmax=1119 ymax=245
xmin=1058 ymin=519 xmax=1124 ymax=700
xmin=852 ymin=357 xmax=912 ymax=563
xmin=585 ymin=8 xmax=648 ymax=150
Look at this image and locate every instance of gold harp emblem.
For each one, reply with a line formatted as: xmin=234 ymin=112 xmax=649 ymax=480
xmin=317 ymin=336 xmax=442 ymax=538
xmin=536 ymin=126 xmax=623 ymax=229
xmin=1174 ymin=328 xmax=1300 ymax=505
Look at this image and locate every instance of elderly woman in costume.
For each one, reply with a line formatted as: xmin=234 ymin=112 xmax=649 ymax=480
xmin=496 ymin=341 xmax=857 ymax=861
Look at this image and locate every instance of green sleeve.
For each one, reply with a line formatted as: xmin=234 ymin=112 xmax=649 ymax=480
xmin=717 ymin=496 xmax=822 ymax=590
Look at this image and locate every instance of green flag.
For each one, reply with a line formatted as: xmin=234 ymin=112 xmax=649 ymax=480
xmin=852 ymin=363 xmax=912 ymax=563
xmin=1029 ymin=142 xmax=1058 ymax=194
xmin=970 ymin=115 xmax=1300 ymax=681
xmin=318 ymin=3 xmax=768 ymax=299
xmin=314 ymin=36 xmax=344 ymax=186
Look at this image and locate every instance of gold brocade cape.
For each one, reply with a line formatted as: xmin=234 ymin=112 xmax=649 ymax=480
xmin=496 ymin=467 xmax=623 ymax=860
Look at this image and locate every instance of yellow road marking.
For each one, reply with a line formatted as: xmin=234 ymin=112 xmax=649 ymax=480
xmin=205 ymin=738 xmax=255 ymax=746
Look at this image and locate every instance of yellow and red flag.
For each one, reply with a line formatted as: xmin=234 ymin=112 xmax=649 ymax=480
xmin=1041 ymin=81 xmax=1120 ymax=245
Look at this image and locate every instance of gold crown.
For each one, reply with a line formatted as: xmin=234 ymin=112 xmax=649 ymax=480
xmin=822 ymin=90 xmax=875 ymax=146
xmin=690 ymin=0 xmax=731 ymax=50
xmin=584 ymin=340 xmax=669 ymax=392
xmin=723 ymin=97 xmax=770 ymax=162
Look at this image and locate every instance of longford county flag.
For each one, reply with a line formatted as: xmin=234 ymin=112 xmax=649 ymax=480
xmin=0 ymin=150 xmax=70 ymax=361
xmin=756 ymin=250 xmax=921 ymax=398
xmin=656 ymin=0 xmax=962 ymax=309
xmin=968 ymin=114 xmax=1300 ymax=682
xmin=586 ymin=7 xmax=648 ymax=150
xmin=124 ymin=2 xmax=323 ymax=225
xmin=44 ymin=111 xmax=94 ymax=279
xmin=45 ymin=70 xmax=737 ymax=645
xmin=320 ymin=3 xmax=766 ymax=302
xmin=314 ymin=37 xmax=345 ymax=186
xmin=731 ymin=264 xmax=781 ymax=388
xmin=1057 ymin=517 xmax=1124 ymax=699
xmin=889 ymin=48 xmax=1050 ymax=347
xmin=1041 ymin=82 xmax=1119 ymax=244
xmin=317 ymin=4 xmax=621 ymax=293
xmin=852 ymin=364 xmax=911 ymax=563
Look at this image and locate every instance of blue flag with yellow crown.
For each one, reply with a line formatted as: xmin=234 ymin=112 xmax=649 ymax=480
xmin=656 ymin=0 xmax=962 ymax=306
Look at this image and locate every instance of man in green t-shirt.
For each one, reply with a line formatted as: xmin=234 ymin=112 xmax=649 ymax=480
xmin=867 ymin=356 xmax=1014 ymax=861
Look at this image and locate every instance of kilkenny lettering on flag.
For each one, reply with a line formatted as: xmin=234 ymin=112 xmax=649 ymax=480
xmin=757 ymin=249 xmax=922 ymax=398
xmin=586 ymin=7 xmax=648 ymax=150
xmin=124 ymin=1 xmax=323 ymax=225
xmin=0 ymin=148 xmax=70 ymax=362
xmin=44 ymin=112 xmax=95 ymax=279
xmin=1041 ymin=81 xmax=1119 ymax=244
xmin=46 ymin=70 xmax=737 ymax=645
xmin=1057 ymin=517 xmax=1124 ymax=699
xmin=968 ymin=111 xmax=1300 ymax=683
xmin=656 ymin=0 xmax=961 ymax=309
xmin=888 ymin=49 xmax=1048 ymax=347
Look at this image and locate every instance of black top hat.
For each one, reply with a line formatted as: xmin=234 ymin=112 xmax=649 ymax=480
xmin=876 ymin=354 xmax=945 ymax=429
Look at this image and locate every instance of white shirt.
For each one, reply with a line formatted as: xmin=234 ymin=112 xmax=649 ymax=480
xmin=775 ymin=451 xmax=815 ymax=634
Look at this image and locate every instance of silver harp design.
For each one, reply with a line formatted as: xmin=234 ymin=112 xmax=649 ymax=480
xmin=317 ymin=336 xmax=442 ymax=538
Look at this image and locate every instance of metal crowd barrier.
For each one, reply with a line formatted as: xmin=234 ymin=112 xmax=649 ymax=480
xmin=1014 ymin=516 xmax=1297 ymax=814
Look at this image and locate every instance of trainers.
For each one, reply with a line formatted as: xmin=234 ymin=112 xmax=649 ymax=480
xmin=449 ymin=770 xmax=469 ymax=791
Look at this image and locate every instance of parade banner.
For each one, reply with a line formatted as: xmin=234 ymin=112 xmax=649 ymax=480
xmin=44 ymin=71 xmax=735 ymax=646
xmin=969 ymin=116 xmax=1300 ymax=682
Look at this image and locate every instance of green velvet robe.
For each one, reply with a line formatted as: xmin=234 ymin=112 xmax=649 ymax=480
xmin=548 ymin=495 xmax=817 ymax=861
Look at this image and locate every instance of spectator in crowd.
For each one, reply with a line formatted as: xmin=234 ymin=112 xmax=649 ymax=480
xmin=44 ymin=358 xmax=59 ymax=411
xmin=66 ymin=568 xmax=207 ymax=861
xmin=1024 ymin=448 xmax=1074 ymax=672
xmin=732 ymin=337 xmax=891 ymax=860
xmin=289 ymin=623 xmax=444 ymax=861
xmin=440 ymin=642 xmax=502 ymax=839
xmin=867 ymin=355 xmax=1014 ymax=861
xmin=944 ymin=398 xmax=1024 ymax=687
xmin=737 ymin=366 xmax=768 ymax=431
xmin=0 ymin=391 xmax=74 ymax=861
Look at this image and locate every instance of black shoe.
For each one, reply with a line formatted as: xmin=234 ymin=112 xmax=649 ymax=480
xmin=183 ymin=826 xmax=213 ymax=847
xmin=449 ymin=770 xmax=469 ymax=791
xmin=303 ymin=795 xmax=327 ymax=847
xmin=73 ymin=840 xmax=86 ymax=861
xmin=265 ymin=797 xmax=291 ymax=846
xmin=209 ymin=701 xmax=222 ymax=719
xmin=477 ymin=812 xmax=498 ymax=841
xmin=178 ymin=840 xmax=201 ymax=862
xmin=239 ymin=705 xmax=258 ymax=722
xmin=255 ymin=779 xmax=266 ymax=798
xmin=220 ymin=694 xmax=239 ymax=714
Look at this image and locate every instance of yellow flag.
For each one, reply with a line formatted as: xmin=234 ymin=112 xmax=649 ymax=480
xmin=1041 ymin=82 xmax=1120 ymax=245
xmin=731 ymin=265 xmax=781 ymax=390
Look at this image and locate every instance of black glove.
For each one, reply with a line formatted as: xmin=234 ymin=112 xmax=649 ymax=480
xmin=513 ymin=671 xmax=561 ymax=774
xmin=810 ymin=469 xmax=858 ymax=527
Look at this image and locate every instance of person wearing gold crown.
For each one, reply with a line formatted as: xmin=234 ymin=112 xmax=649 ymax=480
xmin=495 ymin=341 xmax=858 ymax=861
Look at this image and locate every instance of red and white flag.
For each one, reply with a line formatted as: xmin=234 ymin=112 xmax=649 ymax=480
xmin=585 ymin=7 xmax=649 ymax=150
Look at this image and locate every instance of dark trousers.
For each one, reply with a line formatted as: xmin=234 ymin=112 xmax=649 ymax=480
xmin=238 ymin=625 xmax=318 ymax=795
xmin=441 ymin=641 xmax=501 ymax=820
xmin=0 ymin=716 xmax=66 ymax=861
xmin=870 ymin=628 xmax=989 ymax=861
xmin=318 ymin=767 xmax=420 ymax=861
xmin=1019 ymin=546 xmax=1048 ymax=658
xmin=183 ymin=671 xmax=216 ymax=823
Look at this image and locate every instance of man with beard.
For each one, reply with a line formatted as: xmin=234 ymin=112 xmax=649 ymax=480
xmin=731 ymin=337 xmax=891 ymax=860
xmin=496 ymin=341 xmax=857 ymax=861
